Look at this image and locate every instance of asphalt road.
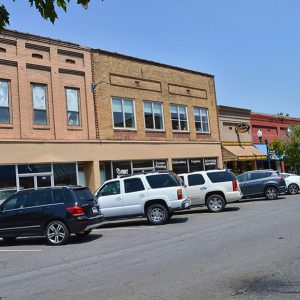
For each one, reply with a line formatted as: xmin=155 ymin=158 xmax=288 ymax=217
xmin=0 ymin=195 xmax=300 ymax=300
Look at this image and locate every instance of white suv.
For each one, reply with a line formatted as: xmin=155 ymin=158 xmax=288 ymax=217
xmin=179 ymin=169 xmax=242 ymax=213
xmin=94 ymin=171 xmax=190 ymax=225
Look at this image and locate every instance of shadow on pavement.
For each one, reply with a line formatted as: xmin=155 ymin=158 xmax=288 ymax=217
xmin=174 ymin=206 xmax=240 ymax=216
xmin=238 ymin=196 xmax=286 ymax=203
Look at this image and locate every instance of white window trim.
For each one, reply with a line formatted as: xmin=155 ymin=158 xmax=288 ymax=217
xmin=111 ymin=97 xmax=137 ymax=130
xmin=66 ymin=87 xmax=81 ymax=127
xmin=170 ymin=104 xmax=189 ymax=132
xmin=0 ymin=79 xmax=11 ymax=124
xmin=143 ymin=100 xmax=165 ymax=131
xmin=194 ymin=107 xmax=211 ymax=134
xmin=31 ymin=83 xmax=48 ymax=125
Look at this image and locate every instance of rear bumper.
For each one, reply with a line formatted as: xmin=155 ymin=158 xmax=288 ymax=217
xmin=170 ymin=199 xmax=191 ymax=212
xmin=226 ymin=191 xmax=243 ymax=203
xmin=69 ymin=214 xmax=104 ymax=233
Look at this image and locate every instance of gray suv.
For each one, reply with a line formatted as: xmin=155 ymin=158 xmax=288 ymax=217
xmin=237 ymin=170 xmax=286 ymax=200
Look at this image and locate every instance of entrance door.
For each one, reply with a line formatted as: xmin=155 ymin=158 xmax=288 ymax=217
xmin=18 ymin=173 xmax=53 ymax=190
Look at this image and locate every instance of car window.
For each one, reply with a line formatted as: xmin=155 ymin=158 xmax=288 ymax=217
xmin=98 ymin=181 xmax=120 ymax=197
xmin=52 ymin=189 xmax=65 ymax=203
xmin=206 ymin=171 xmax=235 ymax=183
xmin=73 ymin=188 xmax=95 ymax=201
xmin=237 ymin=173 xmax=248 ymax=182
xmin=26 ymin=189 xmax=52 ymax=207
xmin=188 ymin=174 xmax=205 ymax=186
xmin=124 ymin=178 xmax=145 ymax=193
xmin=2 ymin=192 xmax=29 ymax=210
xmin=179 ymin=176 xmax=185 ymax=185
xmin=146 ymin=174 xmax=180 ymax=189
xmin=249 ymin=172 xmax=267 ymax=180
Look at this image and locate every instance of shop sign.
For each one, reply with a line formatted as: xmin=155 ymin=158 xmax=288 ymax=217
xmin=154 ymin=160 xmax=167 ymax=170
xmin=235 ymin=123 xmax=250 ymax=134
xmin=172 ymin=159 xmax=187 ymax=165
xmin=115 ymin=168 xmax=129 ymax=175
xmin=204 ymin=159 xmax=217 ymax=166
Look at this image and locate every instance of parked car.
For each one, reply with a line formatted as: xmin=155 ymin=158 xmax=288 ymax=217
xmin=0 ymin=186 xmax=104 ymax=245
xmin=280 ymin=173 xmax=300 ymax=195
xmin=95 ymin=171 xmax=190 ymax=225
xmin=237 ymin=170 xmax=286 ymax=200
xmin=179 ymin=169 xmax=242 ymax=213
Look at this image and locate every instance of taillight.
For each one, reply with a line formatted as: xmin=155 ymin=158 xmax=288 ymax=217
xmin=177 ymin=189 xmax=183 ymax=200
xmin=232 ymin=180 xmax=238 ymax=192
xmin=67 ymin=206 xmax=85 ymax=216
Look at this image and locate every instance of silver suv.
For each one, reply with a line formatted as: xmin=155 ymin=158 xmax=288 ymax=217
xmin=95 ymin=171 xmax=190 ymax=225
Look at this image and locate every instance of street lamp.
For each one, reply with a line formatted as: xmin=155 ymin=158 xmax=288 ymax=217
xmin=257 ymin=129 xmax=271 ymax=169
xmin=91 ymin=80 xmax=110 ymax=93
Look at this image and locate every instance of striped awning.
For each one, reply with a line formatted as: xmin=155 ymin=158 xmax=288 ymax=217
xmin=222 ymin=145 xmax=267 ymax=161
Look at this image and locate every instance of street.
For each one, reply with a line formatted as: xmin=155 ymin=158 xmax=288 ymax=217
xmin=0 ymin=195 xmax=300 ymax=300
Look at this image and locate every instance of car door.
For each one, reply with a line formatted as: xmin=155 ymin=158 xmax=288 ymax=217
xmin=0 ymin=191 xmax=30 ymax=236
xmin=122 ymin=177 xmax=147 ymax=216
xmin=186 ymin=173 xmax=206 ymax=205
xmin=237 ymin=173 xmax=250 ymax=196
xmin=247 ymin=172 xmax=267 ymax=196
xmin=96 ymin=180 xmax=123 ymax=218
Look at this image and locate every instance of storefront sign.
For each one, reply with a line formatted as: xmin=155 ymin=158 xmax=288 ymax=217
xmin=204 ymin=159 xmax=217 ymax=166
xmin=235 ymin=123 xmax=250 ymax=133
xmin=154 ymin=160 xmax=167 ymax=170
xmin=115 ymin=168 xmax=129 ymax=175
xmin=172 ymin=159 xmax=187 ymax=165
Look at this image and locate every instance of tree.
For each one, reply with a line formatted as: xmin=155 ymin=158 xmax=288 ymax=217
xmin=0 ymin=0 xmax=98 ymax=31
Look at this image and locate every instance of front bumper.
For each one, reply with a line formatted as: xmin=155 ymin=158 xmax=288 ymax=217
xmin=279 ymin=186 xmax=287 ymax=194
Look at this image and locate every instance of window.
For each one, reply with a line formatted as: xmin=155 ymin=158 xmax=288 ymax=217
xmin=27 ymin=190 xmax=52 ymax=207
xmin=170 ymin=105 xmax=188 ymax=131
xmin=124 ymin=178 xmax=145 ymax=193
xmin=237 ymin=173 xmax=248 ymax=183
xmin=66 ymin=88 xmax=80 ymax=126
xmin=0 ymin=80 xmax=10 ymax=123
xmin=112 ymin=97 xmax=135 ymax=129
xmin=249 ymin=172 xmax=268 ymax=181
xmin=3 ymin=192 xmax=29 ymax=210
xmin=98 ymin=181 xmax=120 ymax=197
xmin=143 ymin=101 xmax=164 ymax=130
xmin=179 ymin=176 xmax=185 ymax=185
xmin=146 ymin=174 xmax=180 ymax=189
xmin=32 ymin=84 xmax=47 ymax=125
xmin=207 ymin=171 xmax=235 ymax=183
xmin=194 ymin=107 xmax=210 ymax=133
xmin=53 ymin=189 xmax=65 ymax=204
xmin=188 ymin=174 xmax=205 ymax=186
xmin=73 ymin=188 xmax=95 ymax=201
xmin=53 ymin=163 xmax=77 ymax=186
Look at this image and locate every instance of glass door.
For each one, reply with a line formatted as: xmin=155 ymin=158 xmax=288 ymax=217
xmin=18 ymin=173 xmax=53 ymax=190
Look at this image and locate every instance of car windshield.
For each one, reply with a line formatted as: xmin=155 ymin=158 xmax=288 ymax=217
xmin=73 ymin=188 xmax=94 ymax=201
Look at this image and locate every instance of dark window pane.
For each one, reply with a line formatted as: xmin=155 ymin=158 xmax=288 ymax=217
xmin=53 ymin=189 xmax=65 ymax=203
xmin=189 ymin=159 xmax=204 ymax=172
xmin=27 ymin=189 xmax=52 ymax=207
xmin=73 ymin=188 xmax=94 ymax=201
xmin=53 ymin=163 xmax=77 ymax=186
xmin=145 ymin=113 xmax=154 ymax=129
xmin=154 ymin=160 xmax=167 ymax=171
xmin=250 ymin=172 xmax=268 ymax=180
xmin=132 ymin=160 xmax=153 ymax=169
xmin=0 ymin=107 xmax=10 ymax=123
xmin=195 ymin=122 xmax=202 ymax=132
xmin=37 ymin=175 xmax=51 ymax=187
xmin=207 ymin=171 xmax=235 ymax=183
xmin=0 ymin=165 xmax=16 ymax=189
xmin=154 ymin=115 xmax=163 ymax=129
xmin=124 ymin=112 xmax=134 ymax=128
xmin=124 ymin=178 xmax=145 ymax=193
xmin=188 ymin=174 xmax=205 ymax=186
xmin=34 ymin=110 xmax=47 ymax=125
xmin=172 ymin=120 xmax=179 ymax=130
xmin=113 ymin=112 xmax=124 ymax=127
xmin=180 ymin=121 xmax=188 ymax=131
xmin=204 ymin=159 xmax=218 ymax=170
xmin=68 ymin=112 xmax=79 ymax=126
xmin=112 ymin=161 xmax=131 ymax=178
xmin=99 ymin=181 xmax=120 ymax=196
xmin=3 ymin=192 xmax=29 ymax=210
xmin=179 ymin=176 xmax=185 ymax=184
xmin=172 ymin=159 xmax=188 ymax=174
xmin=237 ymin=174 xmax=248 ymax=182
xmin=18 ymin=164 xmax=51 ymax=174
xmin=19 ymin=177 xmax=34 ymax=189
xmin=146 ymin=174 xmax=180 ymax=189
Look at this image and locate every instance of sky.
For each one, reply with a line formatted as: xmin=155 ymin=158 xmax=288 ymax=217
xmin=2 ymin=0 xmax=300 ymax=116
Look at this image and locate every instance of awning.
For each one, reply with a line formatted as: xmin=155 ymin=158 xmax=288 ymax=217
xmin=222 ymin=145 xmax=267 ymax=161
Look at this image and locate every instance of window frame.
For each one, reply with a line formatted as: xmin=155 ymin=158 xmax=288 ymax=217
xmin=143 ymin=100 xmax=165 ymax=131
xmin=111 ymin=97 xmax=137 ymax=130
xmin=0 ymin=79 xmax=12 ymax=124
xmin=170 ymin=104 xmax=189 ymax=132
xmin=31 ymin=83 xmax=48 ymax=126
xmin=65 ymin=87 xmax=81 ymax=127
xmin=98 ymin=180 xmax=121 ymax=197
xmin=193 ymin=107 xmax=210 ymax=134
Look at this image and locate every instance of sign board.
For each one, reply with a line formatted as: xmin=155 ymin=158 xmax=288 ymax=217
xmin=235 ymin=123 xmax=250 ymax=134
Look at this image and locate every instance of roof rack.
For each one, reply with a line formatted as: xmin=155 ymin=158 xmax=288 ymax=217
xmin=118 ymin=170 xmax=173 ymax=178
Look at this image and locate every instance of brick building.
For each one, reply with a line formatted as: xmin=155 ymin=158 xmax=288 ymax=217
xmin=0 ymin=29 xmax=222 ymax=200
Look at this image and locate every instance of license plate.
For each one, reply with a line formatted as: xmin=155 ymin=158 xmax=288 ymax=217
xmin=92 ymin=207 xmax=98 ymax=213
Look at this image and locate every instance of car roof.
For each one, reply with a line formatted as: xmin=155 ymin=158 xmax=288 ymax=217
xmin=14 ymin=185 xmax=86 ymax=192
xmin=178 ymin=169 xmax=230 ymax=176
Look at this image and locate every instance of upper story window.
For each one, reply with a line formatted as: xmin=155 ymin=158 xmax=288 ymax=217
xmin=32 ymin=84 xmax=47 ymax=125
xmin=112 ymin=97 xmax=136 ymax=129
xmin=170 ymin=104 xmax=188 ymax=132
xmin=194 ymin=107 xmax=210 ymax=133
xmin=0 ymin=80 xmax=10 ymax=124
xmin=66 ymin=88 xmax=80 ymax=126
xmin=143 ymin=101 xmax=164 ymax=130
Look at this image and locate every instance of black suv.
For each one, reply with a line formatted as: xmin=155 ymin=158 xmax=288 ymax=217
xmin=0 ymin=186 xmax=104 ymax=245
xmin=237 ymin=170 xmax=286 ymax=200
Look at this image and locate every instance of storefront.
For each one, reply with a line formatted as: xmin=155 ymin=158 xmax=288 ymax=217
xmin=0 ymin=163 xmax=80 ymax=201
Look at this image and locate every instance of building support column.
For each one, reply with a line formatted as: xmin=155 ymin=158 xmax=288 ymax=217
xmin=84 ymin=161 xmax=100 ymax=193
xmin=168 ymin=158 xmax=173 ymax=171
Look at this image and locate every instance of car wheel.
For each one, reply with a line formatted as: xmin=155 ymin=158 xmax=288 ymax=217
xmin=3 ymin=237 xmax=17 ymax=242
xmin=46 ymin=221 xmax=70 ymax=246
xmin=288 ymin=183 xmax=299 ymax=195
xmin=265 ymin=187 xmax=279 ymax=200
xmin=75 ymin=229 xmax=92 ymax=237
xmin=146 ymin=204 xmax=169 ymax=225
xmin=206 ymin=194 xmax=226 ymax=213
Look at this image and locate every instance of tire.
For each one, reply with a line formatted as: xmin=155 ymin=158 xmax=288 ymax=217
xmin=288 ymin=183 xmax=299 ymax=195
xmin=46 ymin=221 xmax=70 ymax=246
xmin=206 ymin=194 xmax=226 ymax=213
xmin=75 ymin=229 xmax=92 ymax=237
xmin=3 ymin=237 xmax=17 ymax=242
xmin=146 ymin=204 xmax=169 ymax=225
xmin=264 ymin=187 xmax=279 ymax=200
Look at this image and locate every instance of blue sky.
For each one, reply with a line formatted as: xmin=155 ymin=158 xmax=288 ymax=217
xmin=3 ymin=0 xmax=300 ymax=116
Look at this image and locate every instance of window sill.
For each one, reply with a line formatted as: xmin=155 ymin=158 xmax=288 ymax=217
xmin=113 ymin=128 xmax=137 ymax=132
xmin=33 ymin=125 xmax=50 ymax=130
xmin=145 ymin=129 xmax=166 ymax=133
xmin=67 ymin=126 xmax=83 ymax=131
xmin=196 ymin=132 xmax=211 ymax=135
xmin=0 ymin=123 xmax=13 ymax=129
xmin=173 ymin=131 xmax=190 ymax=134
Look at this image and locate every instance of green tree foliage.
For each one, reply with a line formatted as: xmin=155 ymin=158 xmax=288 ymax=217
xmin=0 ymin=0 xmax=96 ymax=31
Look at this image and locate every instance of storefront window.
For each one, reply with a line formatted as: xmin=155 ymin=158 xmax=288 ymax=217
xmin=204 ymin=158 xmax=218 ymax=170
xmin=172 ymin=159 xmax=188 ymax=174
xmin=18 ymin=164 xmax=51 ymax=174
xmin=53 ymin=163 xmax=77 ymax=186
xmin=189 ymin=158 xmax=204 ymax=172
xmin=154 ymin=160 xmax=168 ymax=171
xmin=112 ymin=161 xmax=132 ymax=178
xmin=0 ymin=165 xmax=17 ymax=201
